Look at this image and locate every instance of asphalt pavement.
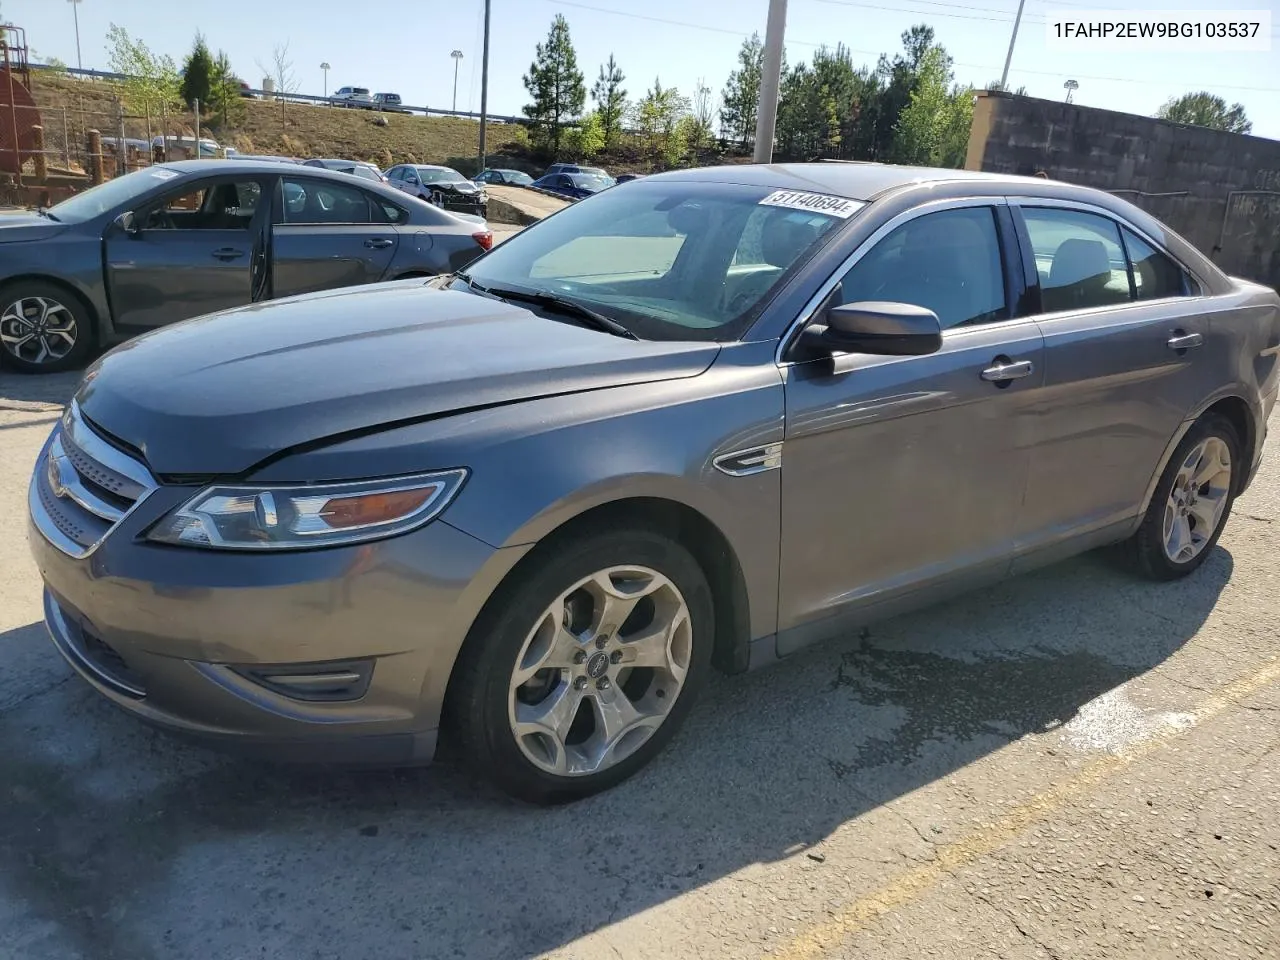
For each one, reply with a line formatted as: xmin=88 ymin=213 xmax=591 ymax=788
xmin=0 ymin=368 xmax=1276 ymax=960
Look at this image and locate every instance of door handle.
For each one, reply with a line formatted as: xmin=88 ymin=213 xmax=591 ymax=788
xmin=1167 ymin=332 xmax=1204 ymax=351
xmin=980 ymin=359 xmax=1034 ymax=383
xmin=364 ymin=238 xmax=394 ymax=249
xmin=212 ymin=247 xmax=245 ymax=260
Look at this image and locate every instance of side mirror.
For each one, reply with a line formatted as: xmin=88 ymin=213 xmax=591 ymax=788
xmin=819 ymin=301 xmax=942 ymax=356
xmin=114 ymin=211 xmax=139 ymax=236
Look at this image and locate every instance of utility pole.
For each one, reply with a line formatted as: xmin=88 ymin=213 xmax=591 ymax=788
xmin=752 ymin=0 xmax=787 ymax=163
xmin=999 ymin=0 xmax=1027 ymax=91
xmin=477 ymin=0 xmax=491 ymax=174
xmin=320 ymin=62 xmax=330 ymax=101
xmin=67 ymin=0 xmax=84 ymax=71
xmin=451 ymin=50 xmax=464 ymax=113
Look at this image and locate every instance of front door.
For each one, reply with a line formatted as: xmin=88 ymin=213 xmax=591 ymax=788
xmin=1010 ymin=202 xmax=1228 ymax=563
xmin=271 ymin=176 xmax=402 ymax=298
xmin=104 ymin=176 xmax=269 ymax=329
xmin=777 ymin=202 xmax=1045 ymax=653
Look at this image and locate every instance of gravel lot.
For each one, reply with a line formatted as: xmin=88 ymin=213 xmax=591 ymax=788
xmin=1 ymin=367 xmax=1276 ymax=960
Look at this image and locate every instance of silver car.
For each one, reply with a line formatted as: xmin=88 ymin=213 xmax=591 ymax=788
xmin=26 ymin=164 xmax=1280 ymax=804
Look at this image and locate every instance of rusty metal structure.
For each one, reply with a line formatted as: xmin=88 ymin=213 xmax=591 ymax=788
xmin=0 ymin=22 xmax=40 ymax=182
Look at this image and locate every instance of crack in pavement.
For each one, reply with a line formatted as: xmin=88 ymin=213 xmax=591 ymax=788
xmin=972 ymin=890 xmax=1066 ymax=960
xmin=0 ymin=673 xmax=73 ymax=717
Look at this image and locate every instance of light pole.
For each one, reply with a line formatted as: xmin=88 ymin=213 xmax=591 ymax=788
xmin=752 ymin=0 xmax=788 ymax=163
xmin=67 ymin=0 xmax=84 ymax=71
xmin=1064 ymin=79 xmax=1079 ymax=103
xmin=478 ymin=0 xmax=491 ymax=174
xmin=999 ymin=0 xmax=1027 ymax=91
xmin=450 ymin=50 xmax=464 ymax=114
xmin=320 ymin=62 xmax=330 ymax=101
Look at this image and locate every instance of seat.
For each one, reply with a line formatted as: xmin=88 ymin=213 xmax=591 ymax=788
xmin=1045 ymin=238 xmax=1116 ymax=312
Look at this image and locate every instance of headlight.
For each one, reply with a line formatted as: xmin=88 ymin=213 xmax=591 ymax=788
xmin=146 ymin=470 xmax=467 ymax=550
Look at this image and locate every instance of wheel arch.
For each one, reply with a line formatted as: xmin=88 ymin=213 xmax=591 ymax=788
xmin=1140 ymin=390 xmax=1260 ymax=514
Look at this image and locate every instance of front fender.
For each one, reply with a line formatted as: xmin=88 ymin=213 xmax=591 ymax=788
xmin=251 ymin=342 xmax=786 ymax=639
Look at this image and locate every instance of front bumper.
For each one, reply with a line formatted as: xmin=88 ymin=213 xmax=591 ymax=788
xmin=27 ymin=426 xmax=527 ymax=766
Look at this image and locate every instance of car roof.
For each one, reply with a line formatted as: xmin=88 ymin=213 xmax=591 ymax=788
xmin=645 ymin=161 xmax=1068 ymax=201
xmin=147 ymin=159 xmax=383 ymax=182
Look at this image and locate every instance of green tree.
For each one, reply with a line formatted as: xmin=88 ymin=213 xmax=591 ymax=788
xmin=591 ymin=54 xmax=627 ymax=147
xmin=105 ymin=23 xmax=181 ymax=111
xmin=687 ymin=78 xmax=715 ymax=153
xmin=719 ymin=33 xmax=763 ymax=147
xmin=563 ymin=111 xmax=606 ymax=159
xmin=180 ymin=33 xmax=215 ymax=110
xmin=891 ymin=46 xmax=973 ymax=168
xmin=522 ymin=14 xmax=586 ymax=157
xmin=209 ymin=51 xmax=244 ymax=129
xmin=985 ymin=79 xmax=1028 ymax=96
xmin=634 ymin=78 xmax=690 ymax=168
xmin=1157 ymin=91 xmax=1252 ymax=134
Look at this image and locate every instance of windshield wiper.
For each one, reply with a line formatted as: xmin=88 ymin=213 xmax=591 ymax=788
xmin=458 ymin=276 xmax=638 ymax=340
xmin=36 ymin=207 xmax=60 ymax=222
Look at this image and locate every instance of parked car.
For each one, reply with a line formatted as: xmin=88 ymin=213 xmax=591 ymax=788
xmin=303 ymin=158 xmax=388 ymax=183
xmin=0 ymin=160 xmax=493 ymax=373
xmin=332 ymin=85 xmax=374 ymax=108
xmin=373 ymin=92 xmax=408 ymax=113
xmin=545 ymin=163 xmax=611 ymax=179
xmin=614 ymin=173 xmax=643 ymax=184
xmin=385 ymin=164 xmax=487 ymax=216
xmin=237 ymin=79 xmax=255 ymax=98
xmin=474 ymin=168 xmax=535 ymax=187
xmin=532 ymin=171 xmax=612 ymax=200
xmin=25 ymin=163 xmax=1280 ymax=806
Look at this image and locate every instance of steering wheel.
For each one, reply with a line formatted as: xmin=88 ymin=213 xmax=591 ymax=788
xmin=145 ymin=208 xmax=176 ymax=230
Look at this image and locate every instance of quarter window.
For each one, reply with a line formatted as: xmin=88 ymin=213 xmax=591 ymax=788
xmin=834 ymin=206 xmax=1008 ymax=330
xmin=1021 ymin=207 xmax=1131 ymax=312
xmin=1123 ymin=227 xmax=1187 ymax=300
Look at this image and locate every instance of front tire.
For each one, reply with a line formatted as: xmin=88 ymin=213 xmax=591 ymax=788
xmin=1124 ymin=412 xmax=1240 ymax=580
xmin=447 ymin=528 xmax=714 ymax=805
xmin=0 ymin=280 xmax=93 ymax=374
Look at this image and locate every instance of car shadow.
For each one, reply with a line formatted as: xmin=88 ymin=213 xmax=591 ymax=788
xmin=0 ymin=367 xmax=84 ymax=409
xmin=0 ymin=546 xmax=1233 ymax=960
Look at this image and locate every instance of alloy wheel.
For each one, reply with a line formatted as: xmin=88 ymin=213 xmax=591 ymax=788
xmin=507 ymin=565 xmax=693 ymax=777
xmin=1162 ymin=435 xmax=1232 ymax=564
xmin=0 ymin=295 xmax=78 ymax=366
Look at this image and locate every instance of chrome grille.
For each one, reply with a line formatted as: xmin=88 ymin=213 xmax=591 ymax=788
xmin=29 ymin=402 xmax=157 ymax=558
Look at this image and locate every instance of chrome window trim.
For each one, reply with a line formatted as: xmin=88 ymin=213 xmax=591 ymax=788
xmin=1007 ymin=196 xmax=1208 ymax=302
xmin=775 ymin=195 xmax=1011 ymax=367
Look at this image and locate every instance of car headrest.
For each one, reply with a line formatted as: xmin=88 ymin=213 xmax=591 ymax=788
xmin=1049 ymin=238 xmax=1111 ymax=288
xmin=760 ymin=217 xmax=822 ymax=269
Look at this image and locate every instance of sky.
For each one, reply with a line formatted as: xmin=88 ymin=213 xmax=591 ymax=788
xmin=7 ymin=0 xmax=1280 ymax=139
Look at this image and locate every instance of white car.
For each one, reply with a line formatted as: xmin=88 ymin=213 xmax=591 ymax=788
xmin=332 ymin=86 xmax=375 ymax=109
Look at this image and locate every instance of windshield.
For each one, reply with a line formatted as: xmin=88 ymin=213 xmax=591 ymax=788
xmin=48 ymin=167 xmax=176 ymax=223
xmin=455 ymin=180 xmax=856 ymax=342
xmin=568 ymin=174 xmax=610 ymax=190
xmin=504 ymin=170 xmax=534 ymax=185
xmin=419 ymin=168 xmax=466 ymax=184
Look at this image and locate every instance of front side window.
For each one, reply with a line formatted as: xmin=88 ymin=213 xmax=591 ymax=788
xmin=282 ymin=178 xmax=376 ymax=224
xmin=1123 ymin=227 xmax=1187 ymax=300
xmin=456 ymin=180 xmax=850 ymax=342
xmin=141 ymin=179 xmax=261 ymax=230
xmin=834 ymin=206 xmax=1007 ymax=330
xmin=1022 ymin=207 xmax=1130 ymax=312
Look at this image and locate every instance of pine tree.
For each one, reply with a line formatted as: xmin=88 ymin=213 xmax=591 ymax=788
xmin=180 ymin=32 xmax=215 ymax=111
xmin=522 ymin=15 xmax=586 ymax=157
xmin=591 ymin=54 xmax=627 ymax=148
xmin=719 ymin=34 xmax=764 ymax=147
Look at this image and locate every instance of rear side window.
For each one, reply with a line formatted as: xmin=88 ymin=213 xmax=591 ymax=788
xmin=1123 ymin=227 xmax=1187 ymax=300
xmin=835 ymin=206 xmax=1008 ymax=330
xmin=283 ymin=178 xmax=402 ymax=224
xmin=1022 ymin=207 xmax=1131 ymax=313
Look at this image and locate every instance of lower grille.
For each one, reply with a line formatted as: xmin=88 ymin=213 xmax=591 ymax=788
xmin=45 ymin=593 xmax=146 ymax=699
xmin=79 ymin=625 xmax=146 ymax=696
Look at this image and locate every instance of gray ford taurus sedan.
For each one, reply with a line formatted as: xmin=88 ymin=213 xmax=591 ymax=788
xmin=27 ymin=163 xmax=1280 ymax=804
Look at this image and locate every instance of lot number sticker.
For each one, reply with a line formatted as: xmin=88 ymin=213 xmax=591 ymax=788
xmin=149 ymin=168 xmax=180 ymax=180
xmin=759 ymin=190 xmax=863 ymax=218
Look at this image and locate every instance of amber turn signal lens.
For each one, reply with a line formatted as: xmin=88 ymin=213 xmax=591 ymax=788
xmin=317 ymin=486 xmax=438 ymax=529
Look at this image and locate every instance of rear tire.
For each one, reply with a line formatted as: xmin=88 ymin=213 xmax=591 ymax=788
xmin=1123 ymin=412 xmax=1240 ymax=580
xmin=446 ymin=528 xmax=714 ymax=805
xmin=0 ymin=280 xmax=94 ymax=374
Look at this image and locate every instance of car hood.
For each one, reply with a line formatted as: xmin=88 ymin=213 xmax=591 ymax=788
xmin=76 ymin=283 xmax=720 ymax=476
xmin=0 ymin=214 xmax=67 ymax=243
xmin=443 ymin=181 xmax=480 ymax=193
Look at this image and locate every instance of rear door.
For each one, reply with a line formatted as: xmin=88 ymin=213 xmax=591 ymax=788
xmin=104 ymin=174 xmax=271 ymax=329
xmin=1010 ymin=199 xmax=1224 ymax=565
xmin=270 ymin=176 xmax=402 ymax=298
